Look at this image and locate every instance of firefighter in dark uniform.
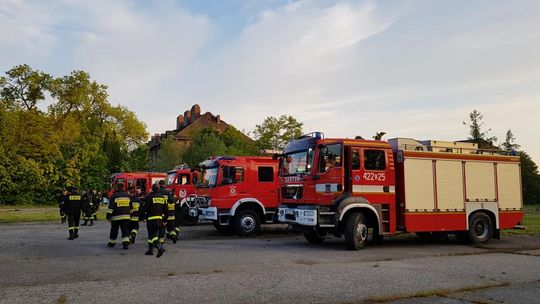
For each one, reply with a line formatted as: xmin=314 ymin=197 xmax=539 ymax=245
xmin=81 ymin=190 xmax=94 ymax=226
xmin=58 ymin=188 xmax=67 ymax=224
xmin=107 ymin=182 xmax=132 ymax=249
xmin=64 ymin=187 xmax=82 ymax=240
xmin=129 ymin=189 xmax=143 ymax=244
xmin=141 ymin=183 xmax=167 ymax=257
xmin=91 ymin=189 xmax=100 ymax=220
xmin=158 ymin=180 xmax=177 ymax=243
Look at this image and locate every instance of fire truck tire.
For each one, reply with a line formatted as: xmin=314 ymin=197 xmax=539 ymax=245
xmin=467 ymin=212 xmax=493 ymax=244
xmin=233 ymin=209 xmax=261 ymax=236
xmin=213 ymin=221 xmax=232 ymax=233
xmin=304 ymin=229 xmax=326 ymax=244
xmin=178 ymin=205 xmax=198 ymax=226
xmin=345 ymin=212 xmax=368 ymax=250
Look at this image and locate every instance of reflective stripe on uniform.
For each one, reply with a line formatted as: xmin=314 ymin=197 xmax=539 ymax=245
xmin=122 ymin=237 xmax=130 ymax=243
xmin=111 ymin=215 xmax=131 ymax=221
xmin=169 ymin=231 xmax=177 ymax=237
xmin=148 ymin=237 xmax=158 ymax=243
xmin=131 ymin=229 xmax=138 ymax=234
xmin=68 ymin=227 xmax=75 ymax=230
xmin=130 ymin=217 xmax=139 ymax=221
xmin=168 ymin=216 xmax=175 ymax=220
xmin=109 ymin=239 xmax=116 ymax=244
xmin=175 ymin=227 xmax=180 ymax=233
xmin=148 ymin=216 xmax=162 ymax=221
xmin=159 ymin=238 xmax=165 ymax=244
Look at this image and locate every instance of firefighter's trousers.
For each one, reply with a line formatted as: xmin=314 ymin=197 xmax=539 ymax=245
xmin=67 ymin=210 xmax=80 ymax=236
xmin=147 ymin=220 xmax=165 ymax=247
xmin=109 ymin=220 xmax=130 ymax=245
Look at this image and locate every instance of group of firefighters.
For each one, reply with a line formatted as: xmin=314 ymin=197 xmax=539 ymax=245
xmin=58 ymin=180 xmax=181 ymax=258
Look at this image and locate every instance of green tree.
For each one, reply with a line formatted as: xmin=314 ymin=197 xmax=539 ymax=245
xmin=501 ymin=129 xmax=521 ymax=151
xmin=519 ymin=151 xmax=540 ymax=205
xmin=373 ymin=132 xmax=386 ymax=140
xmin=463 ymin=109 xmax=497 ymax=145
xmin=155 ymin=137 xmax=186 ymax=172
xmin=0 ymin=64 xmax=149 ymax=205
xmin=0 ymin=64 xmax=52 ymax=110
xmin=220 ymin=126 xmax=259 ymax=156
xmin=182 ymin=129 xmax=227 ymax=168
xmin=254 ymin=115 xmax=303 ymax=150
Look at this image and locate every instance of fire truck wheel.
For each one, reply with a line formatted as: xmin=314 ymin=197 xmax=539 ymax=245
xmin=468 ymin=212 xmax=493 ymax=244
xmin=233 ymin=209 xmax=261 ymax=236
xmin=304 ymin=229 xmax=326 ymax=244
xmin=178 ymin=205 xmax=198 ymax=226
xmin=345 ymin=212 xmax=368 ymax=250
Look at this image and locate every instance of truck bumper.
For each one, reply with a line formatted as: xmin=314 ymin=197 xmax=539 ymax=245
xmin=199 ymin=207 xmax=218 ymax=221
xmin=277 ymin=205 xmax=317 ymax=226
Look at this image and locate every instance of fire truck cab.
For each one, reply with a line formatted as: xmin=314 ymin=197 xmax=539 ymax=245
xmin=187 ymin=156 xmax=279 ymax=235
xmin=277 ymin=132 xmax=524 ymax=250
xmin=165 ymin=164 xmax=198 ymax=225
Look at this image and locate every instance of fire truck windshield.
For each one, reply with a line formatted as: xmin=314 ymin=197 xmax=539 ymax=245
xmin=166 ymin=172 xmax=177 ymax=186
xmin=199 ymin=167 xmax=218 ymax=188
xmin=281 ymin=150 xmax=312 ymax=176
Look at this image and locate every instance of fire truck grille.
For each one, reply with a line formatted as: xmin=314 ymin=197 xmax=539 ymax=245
xmin=190 ymin=197 xmax=209 ymax=208
xmin=282 ymin=186 xmax=303 ymax=200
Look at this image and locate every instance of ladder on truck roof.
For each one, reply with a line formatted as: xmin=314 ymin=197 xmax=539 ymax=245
xmin=388 ymin=138 xmax=512 ymax=156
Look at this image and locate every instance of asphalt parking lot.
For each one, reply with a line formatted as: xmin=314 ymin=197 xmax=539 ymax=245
xmin=0 ymin=221 xmax=539 ymax=304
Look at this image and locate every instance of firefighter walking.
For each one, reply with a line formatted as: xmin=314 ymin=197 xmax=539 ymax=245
xmin=81 ymin=190 xmax=94 ymax=226
xmin=107 ymin=183 xmax=132 ymax=250
xmin=141 ymin=183 xmax=167 ymax=257
xmin=58 ymin=188 xmax=67 ymax=224
xmin=158 ymin=180 xmax=177 ymax=243
xmin=64 ymin=187 xmax=82 ymax=240
xmin=129 ymin=189 xmax=142 ymax=244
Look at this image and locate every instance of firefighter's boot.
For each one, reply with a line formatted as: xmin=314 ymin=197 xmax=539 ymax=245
xmin=74 ymin=229 xmax=79 ymax=239
xmin=82 ymin=220 xmax=88 ymax=226
xmin=145 ymin=243 xmax=154 ymax=255
xmin=88 ymin=219 xmax=94 ymax=226
xmin=107 ymin=241 xmax=116 ymax=248
xmin=68 ymin=230 xmax=74 ymax=240
xmin=156 ymin=245 xmax=165 ymax=258
xmin=61 ymin=216 xmax=66 ymax=224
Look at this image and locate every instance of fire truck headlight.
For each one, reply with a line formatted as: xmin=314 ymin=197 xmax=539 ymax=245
xmin=304 ymin=210 xmax=315 ymax=217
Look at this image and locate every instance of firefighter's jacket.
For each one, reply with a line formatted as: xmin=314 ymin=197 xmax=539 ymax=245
xmin=107 ymin=190 xmax=132 ymax=221
xmin=141 ymin=191 xmax=168 ymax=225
xmin=81 ymin=192 xmax=92 ymax=213
xmin=63 ymin=192 xmax=82 ymax=213
xmin=159 ymin=186 xmax=176 ymax=220
xmin=130 ymin=196 xmax=143 ymax=222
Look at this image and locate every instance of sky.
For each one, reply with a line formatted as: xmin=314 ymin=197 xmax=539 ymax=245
xmin=1 ymin=0 xmax=539 ymax=163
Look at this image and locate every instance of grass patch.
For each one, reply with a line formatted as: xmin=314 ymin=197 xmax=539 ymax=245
xmin=504 ymin=205 xmax=540 ymax=236
xmin=0 ymin=206 xmax=108 ymax=223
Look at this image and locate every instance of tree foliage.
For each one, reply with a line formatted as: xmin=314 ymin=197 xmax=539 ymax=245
xmin=254 ymin=115 xmax=303 ymax=150
xmin=154 ymin=126 xmax=261 ymax=170
xmin=519 ymin=151 xmax=540 ymax=205
xmin=463 ymin=110 xmax=539 ymax=205
xmin=463 ymin=109 xmax=497 ymax=145
xmin=0 ymin=64 xmax=148 ymax=205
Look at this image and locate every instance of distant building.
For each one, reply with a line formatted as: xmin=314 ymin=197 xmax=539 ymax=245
xmin=148 ymin=104 xmax=230 ymax=168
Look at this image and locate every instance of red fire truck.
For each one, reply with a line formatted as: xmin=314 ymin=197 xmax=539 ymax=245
xmin=107 ymin=172 xmax=166 ymax=199
xmin=277 ymin=132 xmax=524 ymax=250
xmin=187 ymin=156 xmax=279 ymax=235
xmin=165 ymin=164 xmax=198 ymax=225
